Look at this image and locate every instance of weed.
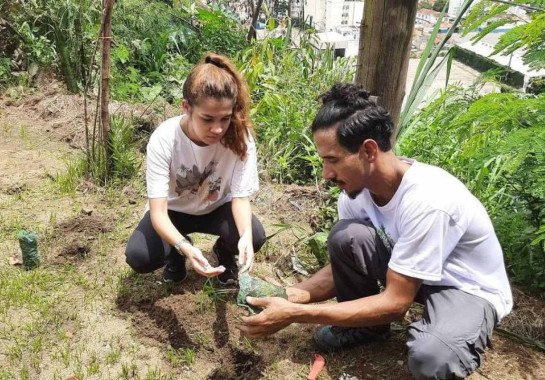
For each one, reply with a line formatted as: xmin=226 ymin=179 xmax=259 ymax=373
xmin=143 ymin=366 xmax=163 ymax=380
xmin=165 ymin=346 xmax=195 ymax=368
xmin=240 ymin=336 xmax=256 ymax=352
xmin=183 ymin=347 xmax=196 ymax=366
xmin=193 ymin=331 xmax=211 ymax=347
xmin=19 ymin=366 xmax=30 ymax=380
xmin=0 ymin=370 xmax=16 ymax=380
xmin=120 ymin=362 xmax=137 ymax=379
xmin=18 ymin=124 xmax=31 ymax=147
xmin=106 ymin=344 xmax=121 ymax=365
xmin=87 ymin=352 xmax=100 ymax=375
xmin=55 ymin=157 xmax=86 ymax=195
xmin=6 ymin=341 xmax=23 ymax=364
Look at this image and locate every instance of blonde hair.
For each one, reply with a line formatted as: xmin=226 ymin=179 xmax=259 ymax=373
xmin=182 ymin=53 xmax=253 ymax=160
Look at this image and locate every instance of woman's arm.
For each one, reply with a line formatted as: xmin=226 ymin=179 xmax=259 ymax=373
xmin=231 ymin=196 xmax=254 ymax=273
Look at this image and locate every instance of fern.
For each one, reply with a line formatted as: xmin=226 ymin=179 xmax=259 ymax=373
xmin=399 ymin=88 xmax=545 ymax=290
xmin=464 ymin=1 xmax=545 ymax=70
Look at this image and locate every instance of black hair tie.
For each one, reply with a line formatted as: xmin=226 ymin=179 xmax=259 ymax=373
xmin=205 ymin=56 xmax=225 ymax=69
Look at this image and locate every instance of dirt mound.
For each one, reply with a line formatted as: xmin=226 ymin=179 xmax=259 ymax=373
xmin=48 ymin=212 xmax=115 ymax=263
xmin=254 ymin=183 xmax=325 ymax=228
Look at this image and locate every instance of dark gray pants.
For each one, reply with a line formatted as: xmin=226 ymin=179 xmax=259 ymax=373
xmin=125 ymin=201 xmax=266 ymax=273
xmin=328 ymin=219 xmax=497 ymax=380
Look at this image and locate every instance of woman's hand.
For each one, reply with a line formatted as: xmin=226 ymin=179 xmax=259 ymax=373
xmin=187 ymin=246 xmax=225 ymax=277
xmin=237 ymin=230 xmax=254 ymax=274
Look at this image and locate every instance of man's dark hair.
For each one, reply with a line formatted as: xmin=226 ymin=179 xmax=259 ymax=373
xmin=311 ymin=83 xmax=394 ymax=152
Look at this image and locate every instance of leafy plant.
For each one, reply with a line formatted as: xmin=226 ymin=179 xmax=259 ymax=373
xmin=398 ymin=0 xmax=475 ymax=140
xmin=238 ymin=28 xmax=355 ymax=183
xmin=15 ymin=0 xmax=100 ymax=91
xmin=110 ymin=0 xmax=247 ymax=102
xmin=463 ymin=0 xmax=545 ymax=70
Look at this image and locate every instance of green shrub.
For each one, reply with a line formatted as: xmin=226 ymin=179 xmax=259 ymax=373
xmin=0 ymin=58 xmax=11 ymax=84
xmin=239 ymin=31 xmax=356 ymax=184
xmin=398 ymin=87 xmax=545 ymax=291
xmin=110 ymin=0 xmax=247 ymax=102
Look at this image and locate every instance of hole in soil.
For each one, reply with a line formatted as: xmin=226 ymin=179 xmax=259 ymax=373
xmin=60 ymin=241 xmax=90 ymax=257
xmin=232 ymin=346 xmax=263 ymax=377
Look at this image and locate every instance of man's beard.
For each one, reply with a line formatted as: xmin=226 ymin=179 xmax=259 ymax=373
xmin=346 ymin=188 xmax=363 ymax=199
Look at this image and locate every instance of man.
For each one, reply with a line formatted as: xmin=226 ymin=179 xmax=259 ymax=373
xmin=237 ymin=83 xmax=513 ymax=379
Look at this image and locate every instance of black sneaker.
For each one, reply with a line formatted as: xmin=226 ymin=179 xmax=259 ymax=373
xmin=213 ymin=242 xmax=238 ymax=286
xmin=313 ymin=325 xmax=390 ymax=352
xmin=162 ymin=259 xmax=187 ymax=283
xmin=162 ymin=237 xmax=191 ymax=284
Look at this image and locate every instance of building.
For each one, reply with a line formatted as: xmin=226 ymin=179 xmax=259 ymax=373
xmin=415 ymin=8 xmax=441 ymax=26
xmin=305 ymin=0 xmax=363 ymax=31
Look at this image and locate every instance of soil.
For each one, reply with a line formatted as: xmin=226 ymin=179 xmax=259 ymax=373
xmin=1 ymin=82 xmax=545 ymax=379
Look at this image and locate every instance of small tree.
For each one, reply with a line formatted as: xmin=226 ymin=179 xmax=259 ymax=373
xmin=100 ymin=0 xmax=115 ymax=176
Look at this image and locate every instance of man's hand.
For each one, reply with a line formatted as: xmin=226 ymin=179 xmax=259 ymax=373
xmin=187 ymin=246 xmax=225 ymax=277
xmin=237 ymin=230 xmax=254 ymax=274
xmin=237 ymin=296 xmax=296 ymax=338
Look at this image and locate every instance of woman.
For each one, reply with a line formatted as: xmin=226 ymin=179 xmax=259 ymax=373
xmin=125 ymin=53 xmax=266 ymax=286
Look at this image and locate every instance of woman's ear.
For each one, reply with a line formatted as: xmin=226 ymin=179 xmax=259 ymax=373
xmin=181 ymin=99 xmax=191 ymax=114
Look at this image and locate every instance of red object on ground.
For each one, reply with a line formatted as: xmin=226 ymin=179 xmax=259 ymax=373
xmin=307 ymin=353 xmax=326 ymax=380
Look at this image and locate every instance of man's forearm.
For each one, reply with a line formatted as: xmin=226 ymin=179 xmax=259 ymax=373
xmin=290 ymin=292 xmax=405 ymax=327
xmin=288 ymin=264 xmax=336 ymax=303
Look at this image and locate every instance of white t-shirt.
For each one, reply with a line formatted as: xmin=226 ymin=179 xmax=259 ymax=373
xmin=338 ymin=159 xmax=513 ymax=320
xmin=146 ymin=115 xmax=259 ymax=215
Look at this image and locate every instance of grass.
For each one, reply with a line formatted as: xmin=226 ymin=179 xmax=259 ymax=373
xmin=0 ymin=266 xmax=81 ymax=375
xmin=165 ymin=346 xmax=195 ymax=368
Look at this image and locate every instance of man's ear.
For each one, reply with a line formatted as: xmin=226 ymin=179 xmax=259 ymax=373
xmin=359 ymin=139 xmax=379 ymax=162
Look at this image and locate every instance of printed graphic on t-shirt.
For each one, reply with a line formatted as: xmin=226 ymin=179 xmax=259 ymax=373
xmin=377 ymin=225 xmax=395 ymax=251
xmin=175 ymin=161 xmax=221 ymax=203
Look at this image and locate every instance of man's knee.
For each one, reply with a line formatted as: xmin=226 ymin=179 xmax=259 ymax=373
xmin=252 ymin=217 xmax=267 ymax=252
xmin=328 ymin=219 xmax=375 ymax=259
xmin=407 ymin=330 xmax=469 ymax=380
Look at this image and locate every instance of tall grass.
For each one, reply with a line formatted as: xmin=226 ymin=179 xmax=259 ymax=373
xmin=56 ymin=116 xmax=143 ymax=192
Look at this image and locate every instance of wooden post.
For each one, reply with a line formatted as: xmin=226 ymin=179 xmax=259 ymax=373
xmin=355 ymin=0 xmax=418 ymax=139
xmin=100 ymin=0 xmax=115 ymax=174
xmin=247 ymin=0 xmax=264 ymax=42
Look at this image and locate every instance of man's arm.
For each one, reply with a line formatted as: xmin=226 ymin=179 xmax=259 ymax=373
xmin=286 ymin=264 xmax=336 ymax=304
xmin=238 ymin=268 xmax=421 ymax=338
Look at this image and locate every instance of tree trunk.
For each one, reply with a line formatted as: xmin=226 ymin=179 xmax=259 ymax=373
xmin=100 ymin=0 xmax=115 ymax=174
xmin=355 ymin=0 xmax=418 ymax=139
xmin=247 ymin=0 xmax=264 ymax=42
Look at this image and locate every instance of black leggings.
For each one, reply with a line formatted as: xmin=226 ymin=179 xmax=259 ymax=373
xmin=125 ymin=202 xmax=267 ymax=273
